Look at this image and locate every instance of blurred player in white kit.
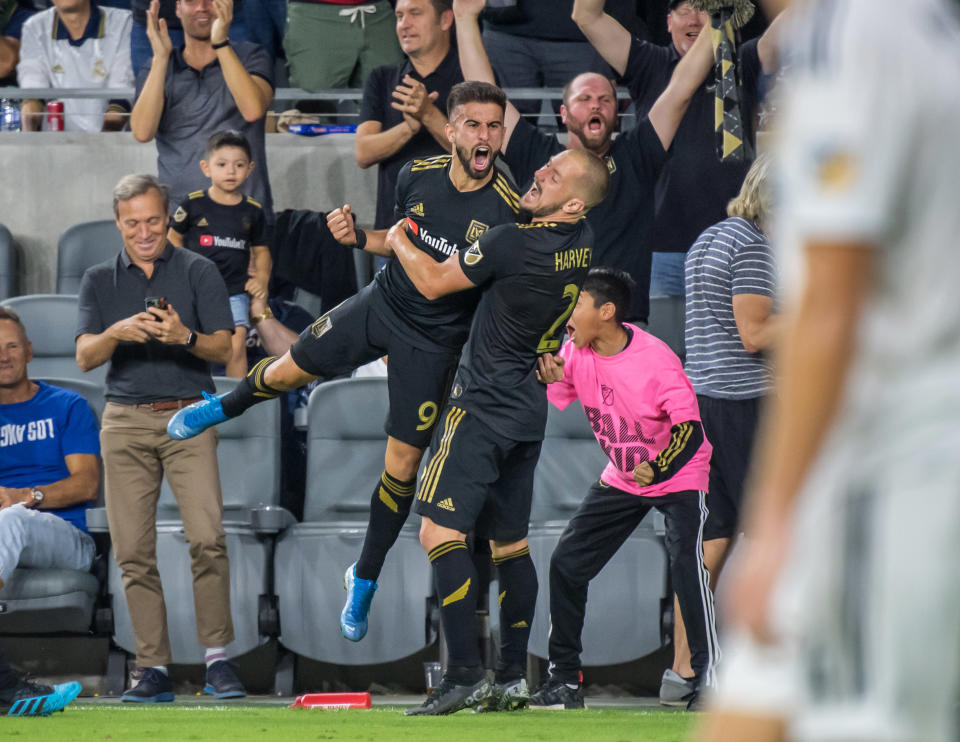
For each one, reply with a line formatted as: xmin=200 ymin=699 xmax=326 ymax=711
xmin=696 ymin=0 xmax=960 ymax=741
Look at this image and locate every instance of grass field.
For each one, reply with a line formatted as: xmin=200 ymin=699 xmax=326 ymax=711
xmin=10 ymin=704 xmax=697 ymax=741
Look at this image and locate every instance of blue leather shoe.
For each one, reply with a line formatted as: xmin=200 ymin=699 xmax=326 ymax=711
xmin=167 ymin=391 xmax=228 ymax=440
xmin=340 ymin=563 xmax=378 ymax=642
xmin=203 ymin=661 xmax=246 ymax=699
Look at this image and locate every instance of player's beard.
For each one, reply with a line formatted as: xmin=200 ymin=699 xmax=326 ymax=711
xmin=566 ymin=112 xmax=614 ymax=155
xmin=454 ymin=142 xmax=498 ymax=181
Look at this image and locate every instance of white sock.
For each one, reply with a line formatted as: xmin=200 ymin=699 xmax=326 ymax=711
xmin=204 ymin=647 xmax=228 ymax=668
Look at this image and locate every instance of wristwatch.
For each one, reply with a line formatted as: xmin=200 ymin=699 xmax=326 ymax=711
xmin=185 ymin=330 xmax=198 ymax=348
xmin=251 ymin=306 xmax=275 ymax=325
xmin=29 ymin=488 xmax=44 ymax=506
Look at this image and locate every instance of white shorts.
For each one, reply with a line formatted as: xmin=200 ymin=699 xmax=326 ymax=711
xmin=713 ymin=422 xmax=960 ymax=742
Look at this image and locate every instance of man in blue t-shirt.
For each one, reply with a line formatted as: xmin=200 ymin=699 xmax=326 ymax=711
xmin=0 ymin=307 xmax=100 ymax=591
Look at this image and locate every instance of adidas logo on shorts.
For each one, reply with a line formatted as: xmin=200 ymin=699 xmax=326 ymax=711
xmin=437 ymin=498 xmax=456 ymax=512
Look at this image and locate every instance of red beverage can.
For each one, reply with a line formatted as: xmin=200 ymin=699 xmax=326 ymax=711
xmin=46 ymin=101 xmax=64 ymax=131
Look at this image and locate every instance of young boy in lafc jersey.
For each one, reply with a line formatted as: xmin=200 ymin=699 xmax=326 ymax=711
xmin=168 ymin=130 xmax=272 ymax=378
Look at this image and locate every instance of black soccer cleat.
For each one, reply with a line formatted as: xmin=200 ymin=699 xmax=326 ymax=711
xmin=404 ymin=675 xmax=491 ymax=716
xmin=528 ymin=677 xmax=585 ymax=710
xmin=475 ymin=677 xmax=530 ymax=712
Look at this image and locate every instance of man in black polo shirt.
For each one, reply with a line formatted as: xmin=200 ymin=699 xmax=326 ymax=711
xmin=454 ymin=0 xmax=714 ymax=323
xmin=357 ymin=0 xmax=463 ymax=232
xmin=574 ymin=0 xmax=781 ymax=298
xmin=130 ymin=0 xmax=274 ymax=217
xmin=75 ymin=174 xmax=244 ymax=703
xmin=383 ymin=148 xmax=608 ymax=715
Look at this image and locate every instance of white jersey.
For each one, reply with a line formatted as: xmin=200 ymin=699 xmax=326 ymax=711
xmin=776 ymin=0 xmax=960 ymax=440
xmin=716 ymin=2 xmax=960 ymax=741
xmin=16 ymin=5 xmax=133 ymax=132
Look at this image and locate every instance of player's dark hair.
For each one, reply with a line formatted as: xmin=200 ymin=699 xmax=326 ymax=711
xmin=205 ymin=129 xmax=252 ymax=160
xmin=582 ymin=266 xmax=635 ymax=324
xmin=0 ymin=307 xmax=27 ymax=342
xmin=446 ymin=81 xmax=507 ymax=119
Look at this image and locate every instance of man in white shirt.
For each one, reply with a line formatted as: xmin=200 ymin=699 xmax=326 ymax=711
xmin=17 ymin=0 xmax=132 ymax=132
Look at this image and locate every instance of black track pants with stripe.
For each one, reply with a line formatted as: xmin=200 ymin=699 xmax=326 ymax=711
xmin=546 ymin=482 xmax=719 ymax=688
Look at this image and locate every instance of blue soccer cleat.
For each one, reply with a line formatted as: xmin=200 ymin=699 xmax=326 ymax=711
xmin=2 ymin=678 xmax=83 ymax=716
xmin=167 ymin=391 xmax=229 ymax=440
xmin=340 ymin=563 xmax=378 ymax=642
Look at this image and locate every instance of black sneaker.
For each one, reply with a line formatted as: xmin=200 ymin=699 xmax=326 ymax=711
xmin=203 ymin=661 xmax=246 ymax=699
xmin=529 ymin=678 xmax=585 ymax=710
xmin=404 ymin=675 xmax=491 ymax=716
xmin=0 ymin=676 xmax=82 ymax=716
xmin=122 ymin=667 xmax=174 ymax=703
xmin=686 ymin=689 xmax=706 ymax=711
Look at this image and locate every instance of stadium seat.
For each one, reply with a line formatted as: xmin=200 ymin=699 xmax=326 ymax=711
xmin=0 ymin=223 xmax=20 ymax=300
xmin=0 ymin=294 xmax=106 ymax=385
xmin=275 ymin=377 xmax=435 ymax=665
xmin=647 ymin=294 xmax=686 ymax=360
xmin=94 ymin=377 xmax=290 ymax=664
xmin=515 ymin=402 xmax=670 ymax=665
xmin=0 ymin=377 xmax=106 ymax=635
xmin=56 ymin=220 xmax=123 ymax=294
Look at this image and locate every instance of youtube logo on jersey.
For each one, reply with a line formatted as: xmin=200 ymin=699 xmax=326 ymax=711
xmin=200 ymin=235 xmax=214 ymax=247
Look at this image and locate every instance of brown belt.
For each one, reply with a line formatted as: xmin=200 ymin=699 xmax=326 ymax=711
xmin=134 ymin=397 xmax=203 ymax=412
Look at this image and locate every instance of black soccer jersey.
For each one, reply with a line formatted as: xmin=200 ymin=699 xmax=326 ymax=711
xmin=504 ymin=117 xmax=669 ymax=322
xmin=171 ymin=190 xmax=269 ymax=295
xmin=370 ymin=155 xmax=521 ymax=352
xmin=451 ymin=219 xmax=594 ymax=441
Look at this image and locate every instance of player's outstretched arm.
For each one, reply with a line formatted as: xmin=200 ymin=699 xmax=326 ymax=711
xmin=647 ymin=23 xmax=713 ymax=150
xmin=453 ymin=0 xmax=520 ymax=152
xmin=572 ymin=0 xmax=632 ymax=77
xmin=385 ymin=218 xmax=475 ymax=300
xmin=326 ymin=206 xmax=391 ymax=257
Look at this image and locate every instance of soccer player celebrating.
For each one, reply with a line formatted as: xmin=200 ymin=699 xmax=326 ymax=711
xmin=167 ymin=81 xmax=520 ymax=643
xmin=386 ymin=148 xmax=609 ymax=716
xmin=533 ymin=266 xmax=716 ymax=711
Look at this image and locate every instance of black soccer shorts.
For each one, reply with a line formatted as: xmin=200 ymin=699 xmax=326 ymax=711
xmin=413 ymin=405 xmax=542 ymax=543
xmin=290 ymin=284 xmax=459 ymax=449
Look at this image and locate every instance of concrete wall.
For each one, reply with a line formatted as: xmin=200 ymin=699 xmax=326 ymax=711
xmin=0 ymin=132 xmax=377 ymax=295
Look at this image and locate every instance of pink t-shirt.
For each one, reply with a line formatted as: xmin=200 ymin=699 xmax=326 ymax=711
xmin=547 ymin=324 xmax=712 ymax=497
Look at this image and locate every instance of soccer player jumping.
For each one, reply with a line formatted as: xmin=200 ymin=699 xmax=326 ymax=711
xmin=167 ymin=82 xmax=520 ymax=643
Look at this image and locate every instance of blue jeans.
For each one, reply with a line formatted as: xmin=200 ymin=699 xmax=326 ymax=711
xmin=0 ymin=505 xmax=95 ymax=583
xmin=649 ymin=251 xmax=688 ymax=298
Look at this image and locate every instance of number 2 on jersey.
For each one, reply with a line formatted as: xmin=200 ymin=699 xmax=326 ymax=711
xmin=537 ymin=284 xmax=580 ymax=354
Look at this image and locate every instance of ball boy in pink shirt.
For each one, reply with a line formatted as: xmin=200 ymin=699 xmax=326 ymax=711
xmin=532 ymin=266 xmax=718 ymax=711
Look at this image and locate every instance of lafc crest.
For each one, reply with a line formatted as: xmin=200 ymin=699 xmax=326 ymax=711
xmin=463 ymin=242 xmax=483 ymax=266
xmin=465 ymin=219 xmax=489 ymax=243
